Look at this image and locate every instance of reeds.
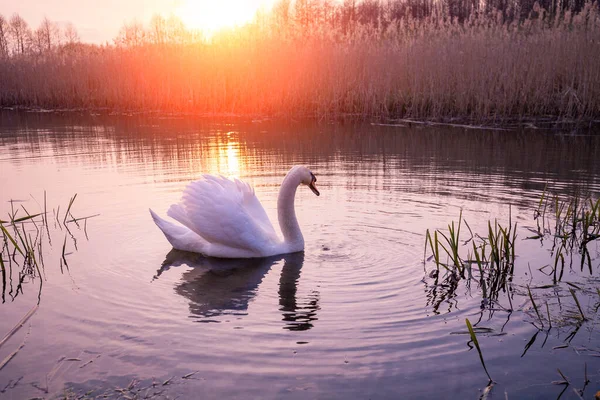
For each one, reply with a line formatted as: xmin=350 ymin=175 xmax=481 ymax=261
xmin=425 ymin=209 xmax=517 ymax=280
xmin=426 ymin=190 xmax=600 ymax=392
xmin=466 ymin=318 xmax=493 ymax=382
xmin=1 ymin=3 xmax=600 ymax=122
xmin=425 ymin=193 xmax=600 ymax=394
xmin=530 ymin=191 xmax=600 ymax=283
xmin=0 ymin=194 xmax=91 ymax=305
xmin=424 ymin=209 xmax=518 ymax=318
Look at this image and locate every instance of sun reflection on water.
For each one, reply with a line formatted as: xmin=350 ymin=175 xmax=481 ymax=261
xmin=201 ymin=132 xmax=243 ymax=179
xmin=222 ymin=137 xmax=241 ymax=179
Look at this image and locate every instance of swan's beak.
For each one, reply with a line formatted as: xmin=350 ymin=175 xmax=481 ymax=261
xmin=309 ymin=175 xmax=320 ymax=196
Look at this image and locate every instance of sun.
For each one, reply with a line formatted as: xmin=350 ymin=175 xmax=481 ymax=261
xmin=175 ymin=0 xmax=271 ymax=34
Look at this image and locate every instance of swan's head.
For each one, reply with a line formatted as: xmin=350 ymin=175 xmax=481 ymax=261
xmin=293 ymin=166 xmax=320 ymax=196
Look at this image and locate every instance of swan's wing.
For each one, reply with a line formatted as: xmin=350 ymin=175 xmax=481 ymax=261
xmin=169 ymin=175 xmax=280 ymax=251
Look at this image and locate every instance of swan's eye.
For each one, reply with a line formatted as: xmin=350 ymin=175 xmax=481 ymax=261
xmin=310 ymin=172 xmax=316 ymax=183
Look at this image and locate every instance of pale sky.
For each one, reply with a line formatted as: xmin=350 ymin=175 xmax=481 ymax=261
xmin=0 ymin=0 xmax=277 ymax=44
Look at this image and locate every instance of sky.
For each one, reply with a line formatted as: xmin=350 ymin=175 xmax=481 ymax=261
xmin=0 ymin=0 xmax=277 ymax=44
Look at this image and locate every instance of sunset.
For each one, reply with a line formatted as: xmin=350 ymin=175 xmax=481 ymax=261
xmin=1 ymin=0 xmax=600 ymax=399
xmin=175 ymin=0 xmax=275 ymax=33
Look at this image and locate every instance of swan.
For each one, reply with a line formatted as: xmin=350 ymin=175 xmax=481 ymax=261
xmin=149 ymin=165 xmax=320 ymax=258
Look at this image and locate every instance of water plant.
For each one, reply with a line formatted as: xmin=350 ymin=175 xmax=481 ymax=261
xmin=529 ymin=192 xmax=600 ymax=283
xmin=465 ymin=318 xmax=493 ymax=383
xmin=425 ymin=190 xmax=600 ymax=392
xmin=0 ymin=193 xmax=93 ymax=305
xmin=425 ymin=208 xmax=517 ymax=286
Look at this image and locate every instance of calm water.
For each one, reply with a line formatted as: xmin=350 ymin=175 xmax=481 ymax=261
xmin=0 ymin=111 xmax=599 ymax=399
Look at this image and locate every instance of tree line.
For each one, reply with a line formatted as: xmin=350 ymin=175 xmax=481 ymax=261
xmin=0 ymin=14 xmax=80 ymax=57
xmin=1 ymin=0 xmax=597 ymax=55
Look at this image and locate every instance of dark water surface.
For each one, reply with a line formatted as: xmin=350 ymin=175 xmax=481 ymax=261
xmin=1 ymin=111 xmax=599 ymax=399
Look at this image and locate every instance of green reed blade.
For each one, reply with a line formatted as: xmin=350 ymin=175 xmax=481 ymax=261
xmin=425 ymin=229 xmax=434 ymax=264
xmin=472 ymin=241 xmax=482 ymax=270
xmin=10 ymin=214 xmax=42 ymax=224
xmin=466 ymin=318 xmax=492 ymax=382
xmin=536 ymin=185 xmax=547 ymax=217
xmin=0 ymin=224 xmax=24 ymax=256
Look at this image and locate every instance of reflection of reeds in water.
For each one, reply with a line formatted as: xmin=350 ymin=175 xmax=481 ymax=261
xmin=156 ymin=250 xmax=319 ymax=330
xmin=0 ymin=193 xmax=92 ymax=375
xmin=3 ymin=111 xmax=600 ymax=209
xmin=0 ymin=193 xmax=92 ymax=305
xmin=531 ymin=191 xmax=600 ymax=283
xmin=425 ymin=192 xmax=600 ymax=314
xmin=425 ymin=192 xmax=600 ymax=388
xmin=425 ymin=208 xmax=518 ymax=315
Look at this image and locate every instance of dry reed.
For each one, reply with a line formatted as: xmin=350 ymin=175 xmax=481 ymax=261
xmin=0 ymin=4 xmax=599 ymax=122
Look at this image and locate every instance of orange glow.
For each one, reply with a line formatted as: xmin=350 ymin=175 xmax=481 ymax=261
xmin=175 ymin=0 xmax=269 ymax=34
xmin=219 ymin=133 xmax=241 ymax=179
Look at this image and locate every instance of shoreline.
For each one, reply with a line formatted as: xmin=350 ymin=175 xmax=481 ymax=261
xmin=3 ymin=106 xmax=599 ymax=131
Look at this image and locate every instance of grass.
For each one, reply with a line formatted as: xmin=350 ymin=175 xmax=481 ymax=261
xmin=425 ymin=208 xmax=517 ymax=280
xmin=425 ymin=190 xmax=600 ymax=390
xmin=0 ymin=194 xmax=93 ymax=305
xmin=0 ymin=193 xmax=96 ymax=379
xmin=529 ymin=191 xmax=600 ymax=283
xmin=1 ymin=3 xmax=600 ymax=122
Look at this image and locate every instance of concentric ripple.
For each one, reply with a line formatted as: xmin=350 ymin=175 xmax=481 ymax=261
xmin=2 ymin=113 xmax=600 ymax=399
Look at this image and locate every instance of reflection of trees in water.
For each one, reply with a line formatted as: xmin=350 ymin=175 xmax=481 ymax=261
xmin=156 ymin=250 xmax=319 ymax=330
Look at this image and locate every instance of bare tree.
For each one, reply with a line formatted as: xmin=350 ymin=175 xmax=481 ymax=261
xmin=32 ymin=26 xmax=45 ymax=54
xmin=9 ymin=13 xmax=30 ymax=55
xmin=115 ymin=20 xmax=146 ymax=47
xmin=38 ymin=17 xmax=60 ymax=51
xmin=63 ymin=22 xmax=80 ymax=44
xmin=39 ymin=17 xmax=52 ymax=51
xmin=0 ymin=14 xmax=9 ymax=58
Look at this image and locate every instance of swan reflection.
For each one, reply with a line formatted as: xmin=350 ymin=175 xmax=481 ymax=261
xmin=278 ymin=252 xmax=319 ymax=331
xmin=155 ymin=250 xmax=319 ymax=330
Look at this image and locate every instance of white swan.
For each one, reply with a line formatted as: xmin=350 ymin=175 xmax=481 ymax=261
xmin=149 ymin=165 xmax=320 ymax=258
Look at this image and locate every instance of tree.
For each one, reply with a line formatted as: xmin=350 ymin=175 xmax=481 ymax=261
xmin=9 ymin=13 xmax=30 ymax=55
xmin=115 ymin=20 xmax=146 ymax=47
xmin=63 ymin=22 xmax=80 ymax=44
xmin=0 ymin=14 xmax=9 ymax=58
xmin=39 ymin=17 xmax=60 ymax=51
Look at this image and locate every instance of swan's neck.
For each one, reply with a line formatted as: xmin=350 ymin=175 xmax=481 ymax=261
xmin=277 ymin=171 xmax=304 ymax=247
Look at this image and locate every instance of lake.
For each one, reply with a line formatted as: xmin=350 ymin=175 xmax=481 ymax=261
xmin=0 ymin=110 xmax=599 ymax=399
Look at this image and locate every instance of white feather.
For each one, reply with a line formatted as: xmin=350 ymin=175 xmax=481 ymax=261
xmin=150 ymin=166 xmax=319 ymax=258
